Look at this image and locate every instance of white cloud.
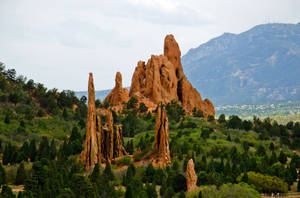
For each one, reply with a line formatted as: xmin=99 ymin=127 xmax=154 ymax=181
xmin=0 ymin=0 xmax=299 ymax=91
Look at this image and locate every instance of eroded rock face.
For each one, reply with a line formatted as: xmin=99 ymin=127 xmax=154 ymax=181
xmin=101 ymin=111 xmax=114 ymax=162
xmin=79 ymin=73 xmax=102 ymax=170
xmin=113 ymin=125 xmax=128 ymax=158
xmin=129 ymin=34 xmax=215 ymax=117
xmin=80 ymin=74 xmax=128 ymax=170
xmin=186 ymin=159 xmax=198 ymax=192
xmin=104 ymin=72 xmax=129 ymax=106
xmin=154 ymin=104 xmax=171 ymax=167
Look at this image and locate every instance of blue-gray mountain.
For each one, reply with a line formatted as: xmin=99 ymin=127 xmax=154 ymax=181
xmin=182 ymin=23 xmax=300 ymax=105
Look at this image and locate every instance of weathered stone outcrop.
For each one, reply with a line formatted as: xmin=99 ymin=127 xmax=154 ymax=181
xmin=101 ymin=111 xmax=114 ymax=162
xmin=129 ymin=34 xmax=215 ymax=117
xmin=113 ymin=125 xmax=128 ymax=158
xmin=80 ymin=73 xmax=128 ymax=170
xmin=80 ymin=73 xmax=102 ymax=170
xmin=104 ymin=72 xmax=129 ymax=106
xmin=154 ymin=104 xmax=171 ymax=167
xmin=186 ymin=159 xmax=198 ymax=192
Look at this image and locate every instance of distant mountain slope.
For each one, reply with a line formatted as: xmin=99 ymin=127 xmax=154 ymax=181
xmin=75 ymin=89 xmax=111 ymax=102
xmin=182 ymin=23 xmax=300 ymax=105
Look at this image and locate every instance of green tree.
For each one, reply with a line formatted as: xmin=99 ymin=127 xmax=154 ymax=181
xmin=298 ymin=175 xmax=300 ymax=192
xmin=103 ymin=162 xmax=115 ymax=181
xmin=0 ymin=162 xmax=6 ymax=186
xmin=218 ymin=114 xmax=226 ymax=123
xmin=29 ymin=139 xmax=37 ymax=162
xmin=178 ymin=191 xmax=186 ymax=198
xmin=163 ymin=187 xmax=175 ymax=198
xmin=90 ymin=164 xmax=101 ymax=184
xmin=125 ymin=185 xmax=134 ymax=198
xmin=139 ymin=102 xmax=148 ymax=113
xmin=1 ymin=185 xmax=16 ymax=198
xmin=127 ymin=96 xmax=138 ymax=109
xmin=207 ymin=115 xmax=215 ymax=122
xmin=278 ymin=151 xmax=287 ymax=164
xmin=146 ymin=182 xmax=157 ymax=198
xmin=15 ymin=162 xmax=27 ymax=185
xmin=143 ymin=163 xmax=155 ymax=183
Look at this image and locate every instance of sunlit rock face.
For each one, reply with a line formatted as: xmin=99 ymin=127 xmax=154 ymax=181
xmin=130 ymin=34 xmax=215 ymax=117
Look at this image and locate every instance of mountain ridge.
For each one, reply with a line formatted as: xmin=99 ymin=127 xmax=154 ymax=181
xmin=182 ymin=23 xmax=300 ymax=105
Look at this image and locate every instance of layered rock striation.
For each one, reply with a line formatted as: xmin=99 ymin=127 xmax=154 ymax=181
xmin=154 ymin=104 xmax=171 ymax=167
xmin=186 ymin=159 xmax=198 ymax=192
xmin=130 ymin=35 xmax=215 ymax=117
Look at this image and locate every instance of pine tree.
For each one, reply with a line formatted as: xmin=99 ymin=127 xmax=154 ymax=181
xmin=0 ymin=162 xmax=6 ymax=186
xmin=1 ymin=185 xmax=15 ymax=198
xmin=125 ymin=185 xmax=133 ymax=198
xmin=146 ymin=182 xmax=157 ymax=198
xmin=160 ymin=178 xmax=167 ymax=196
xmin=298 ymin=175 xmax=300 ymax=192
xmin=4 ymin=114 xmax=10 ymax=124
xmin=178 ymin=191 xmax=186 ymax=198
xmin=163 ymin=187 xmax=175 ymax=198
xmin=15 ymin=162 xmax=27 ymax=185
xmin=29 ymin=139 xmax=37 ymax=162
xmin=241 ymin=171 xmax=248 ymax=183
xmin=90 ymin=164 xmax=100 ymax=183
xmin=3 ymin=142 xmax=13 ymax=165
xmin=49 ymin=139 xmax=57 ymax=160
xmin=103 ymin=162 xmax=114 ymax=181
xmin=198 ymin=191 xmax=203 ymax=198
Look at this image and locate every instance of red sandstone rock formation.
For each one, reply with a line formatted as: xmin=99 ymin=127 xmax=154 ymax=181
xmin=129 ymin=35 xmax=215 ymax=117
xmin=113 ymin=125 xmax=128 ymax=158
xmin=104 ymin=72 xmax=129 ymax=106
xmin=101 ymin=111 xmax=114 ymax=162
xmin=186 ymin=159 xmax=198 ymax=192
xmin=80 ymin=74 xmax=128 ymax=170
xmin=154 ymin=104 xmax=171 ymax=167
xmin=79 ymin=73 xmax=102 ymax=170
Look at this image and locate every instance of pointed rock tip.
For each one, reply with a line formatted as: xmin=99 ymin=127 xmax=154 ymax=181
xmin=115 ymin=72 xmax=122 ymax=88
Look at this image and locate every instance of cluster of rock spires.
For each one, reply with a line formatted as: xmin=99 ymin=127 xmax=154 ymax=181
xmin=104 ymin=34 xmax=215 ymax=117
xmin=79 ymin=73 xmax=127 ymax=170
xmin=80 ymin=35 xmax=215 ymax=173
xmin=153 ymin=104 xmax=171 ymax=167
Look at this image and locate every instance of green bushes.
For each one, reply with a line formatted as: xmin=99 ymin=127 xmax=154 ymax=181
xmin=237 ymin=171 xmax=288 ymax=193
xmin=115 ymin=156 xmax=132 ymax=166
xmin=187 ymin=183 xmax=260 ymax=198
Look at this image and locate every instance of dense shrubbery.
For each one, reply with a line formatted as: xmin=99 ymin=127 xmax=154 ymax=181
xmin=187 ymin=183 xmax=261 ymax=198
xmin=238 ymin=171 xmax=288 ymax=193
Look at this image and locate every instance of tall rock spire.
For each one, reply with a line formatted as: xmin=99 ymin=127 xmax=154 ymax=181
xmin=103 ymin=72 xmax=129 ymax=106
xmin=186 ymin=159 xmax=198 ymax=192
xmin=80 ymin=73 xmax=102 ymax=170
xmin=154 ymin=103 xmax=171 ymax=167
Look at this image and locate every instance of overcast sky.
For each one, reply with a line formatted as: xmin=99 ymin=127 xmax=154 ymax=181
xmin=0 ymin=0 xmax=299 ymax=91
